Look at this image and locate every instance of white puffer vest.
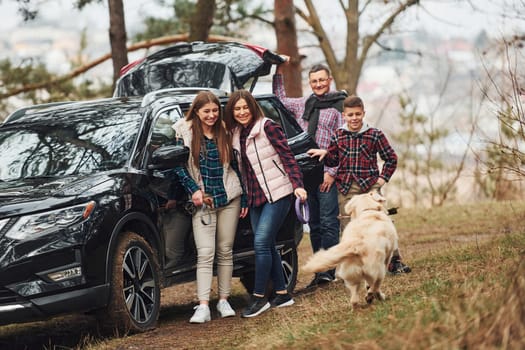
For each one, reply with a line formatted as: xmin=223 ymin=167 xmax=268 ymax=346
xmin=232 ymin=118 xmax=294 ymax=203
xmin=172 ymin=119 xmax=242 ymax=201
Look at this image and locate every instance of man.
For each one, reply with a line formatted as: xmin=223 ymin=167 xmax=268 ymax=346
xmin=273 ymin=58 xmax=347 ymax=287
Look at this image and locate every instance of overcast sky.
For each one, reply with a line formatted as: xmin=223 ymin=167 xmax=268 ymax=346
xmin=1 ymin=0 xmax=523 ymax=39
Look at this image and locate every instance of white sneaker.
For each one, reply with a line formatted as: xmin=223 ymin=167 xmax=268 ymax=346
xmin=216 ymin=299 xmax=236 ymax=318
xmin=189 ymin=304 xmax=211 ymax=323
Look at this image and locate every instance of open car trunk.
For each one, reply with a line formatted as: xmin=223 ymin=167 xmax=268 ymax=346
xmin=114 ymin=42 xmax=284 ymax=97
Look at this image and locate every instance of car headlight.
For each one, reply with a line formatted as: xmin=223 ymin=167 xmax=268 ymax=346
xmin=5 ymin=201 xmax=96 ymax=240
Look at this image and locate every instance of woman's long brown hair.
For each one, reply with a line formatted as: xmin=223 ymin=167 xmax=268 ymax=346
xmin=186 ymin=91 xmax=232 ymax=168
xmin=224 ymin=89 xmax=265 ymax=130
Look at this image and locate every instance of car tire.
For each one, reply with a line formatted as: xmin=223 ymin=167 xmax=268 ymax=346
xmin=240 ymin=244 xmax=298 ymax=295
xmin=98 ymin=231 xmax=160 ymax=334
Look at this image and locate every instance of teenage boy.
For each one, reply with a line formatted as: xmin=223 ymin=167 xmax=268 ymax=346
xmin=273 ymin=58 xmax=347 ymax=286
xmin=308 ymin=95 xmax=411 ymax=274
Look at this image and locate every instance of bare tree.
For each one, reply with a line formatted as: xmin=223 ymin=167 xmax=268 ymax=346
xmin=295 ymin=0 xmax=420 ymax=93
xmin=189 ymin=0 xmax=217 ymax=42
xmin=274 ymin=0 xmax=302 ymax=97
xmin=475 ymin=36 xmax=525 ymax=200
xmin=108 ymin=0 xmax=128 ymax=85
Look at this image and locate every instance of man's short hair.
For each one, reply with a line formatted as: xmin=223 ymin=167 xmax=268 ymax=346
xmin=343 ymin=95 xmax=364 ymax=109
xmin=309 ymin=64 xmax=330 ymax=76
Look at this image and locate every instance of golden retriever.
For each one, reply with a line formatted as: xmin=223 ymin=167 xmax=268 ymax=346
xmin=303 ymin=191 xmax=398 ymax=308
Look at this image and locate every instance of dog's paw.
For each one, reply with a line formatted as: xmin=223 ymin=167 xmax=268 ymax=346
xmin=365 ymin=292 xmax=374 ymax=304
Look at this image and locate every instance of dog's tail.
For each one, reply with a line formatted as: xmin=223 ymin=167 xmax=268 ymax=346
xmin=303 ymin=240 xmax=362 ymax=274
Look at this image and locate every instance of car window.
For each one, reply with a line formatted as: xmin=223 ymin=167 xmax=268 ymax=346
xmin=258 ymin=99 xmax=302 ymax=138
xmin=117 ymin=61 xmax=232 ymax=97
xmin=150 ymin=107 xmax=182 ymax=149
xmin=146 ymin=106 xmax=184 ymax=177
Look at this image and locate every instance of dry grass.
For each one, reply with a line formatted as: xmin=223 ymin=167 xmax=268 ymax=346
xmin=217 ymin=200 xmax=525 ymax=350
xmin=1 ymin=200 xmax=524 ymax=350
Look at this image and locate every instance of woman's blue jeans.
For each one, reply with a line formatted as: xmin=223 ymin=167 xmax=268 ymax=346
xmin=250 ymin=196 xmax=291 ymax=296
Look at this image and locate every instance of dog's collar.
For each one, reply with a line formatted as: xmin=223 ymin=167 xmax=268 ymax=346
xmin=337 ymin=207 xmax=384 ymax=220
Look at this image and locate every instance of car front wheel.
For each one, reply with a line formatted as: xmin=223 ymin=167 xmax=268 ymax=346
xmin=98 ymin=231 xmax=160 ymax=334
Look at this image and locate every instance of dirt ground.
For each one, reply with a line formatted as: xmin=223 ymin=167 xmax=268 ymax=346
xmin=0 ymin=225 xmax=501 ymax=350
xmin=0 ymin=238 xmax=318 ymax=350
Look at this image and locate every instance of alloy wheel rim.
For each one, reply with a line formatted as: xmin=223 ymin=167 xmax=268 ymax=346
xmin=122 ymin=246 xmax=156 ymax=324
xmin=280 ymin=246 xmax=294 ymax=286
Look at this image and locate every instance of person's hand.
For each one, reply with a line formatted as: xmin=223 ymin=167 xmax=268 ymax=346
xmin=191 ymin=190 xmax=204 ymax=207
xmin=307 ymin=148 xmax=327 ymax=161
xmin=165 ymin=199 xmax=177 ymax=209
xmin=279 ymin=54 xmax=290 ymax=63
xmin=203 ymin=193 xmax=214 ymax=207
xmin=276 ymin=55 xmax=290 ymax=74
xmin=377 ymin=178 xmax=386 ymax=187
xmin=240 ymin=207 xmax=249 ymax=218
xmin=294 ymin=187 xmax=307 ymax=202
xmin=320 ymin=173 xmax=335 ymax=193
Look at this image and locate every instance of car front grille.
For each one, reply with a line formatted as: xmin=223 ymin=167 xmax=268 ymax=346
xmin=0 ymin=287 xmax=19 ymax=304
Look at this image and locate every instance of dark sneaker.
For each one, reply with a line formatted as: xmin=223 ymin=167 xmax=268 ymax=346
xmin=306 ymin=275 xmax=319 ymax=288
xmin=306 ymin=272 xmax=334 ymax=288
xmin=388 ymin=257 xmax=412 ymax=274
xmin=306 ymin=274 xmax=320 ymax=288
xmin=241 ymin=295 xmax=270 ymax=318
xmin=270 ymin=293 xmax=294 ymax=308
xmin=318 ymin=273 xmax=335 ymax=284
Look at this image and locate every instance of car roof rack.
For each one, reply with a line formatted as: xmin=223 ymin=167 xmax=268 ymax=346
xmin=141 ymin=87 xmax=230 ymax=107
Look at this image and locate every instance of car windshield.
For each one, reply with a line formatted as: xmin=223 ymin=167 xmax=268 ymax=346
xmin=0 ymin=103 xmax=142 ymax=181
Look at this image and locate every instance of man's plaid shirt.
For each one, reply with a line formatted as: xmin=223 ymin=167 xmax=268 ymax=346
xmin=273 ymin=74 xmax=342 ymax=177
xmin=324 ymin=125 xmax=397 ymax=194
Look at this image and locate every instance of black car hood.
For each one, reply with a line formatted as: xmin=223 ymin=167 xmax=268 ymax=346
xmin=0 ymin=174 xmax=113 ymax=218
xmin=114 ymin=41 xmax=284 ymax=97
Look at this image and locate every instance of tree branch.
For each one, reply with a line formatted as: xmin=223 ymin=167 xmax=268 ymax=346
xmin=374 ymin=40 xmax=422 ymax=58
xmin=303 ymin=0 xmax=339 ymax=73
xmin=359 ymin=0 xmax=419 ymax=68
xmin=0 ymin=33 xmax=246 ymax=100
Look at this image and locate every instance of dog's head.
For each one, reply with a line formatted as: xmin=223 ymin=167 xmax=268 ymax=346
xmin=344 ymin=191 xmax=387 ymax=219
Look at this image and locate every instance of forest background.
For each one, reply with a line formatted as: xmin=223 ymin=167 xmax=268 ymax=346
xmin=0 ymin=0 xmax=524 ymax=208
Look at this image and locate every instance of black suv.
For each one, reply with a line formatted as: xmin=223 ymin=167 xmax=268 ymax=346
xmin=0 ymin=85 xmax=321 ymax=331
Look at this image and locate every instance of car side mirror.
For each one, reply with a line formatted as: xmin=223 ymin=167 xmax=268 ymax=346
xmin=148 ymin=145 xmax=189 ymax=170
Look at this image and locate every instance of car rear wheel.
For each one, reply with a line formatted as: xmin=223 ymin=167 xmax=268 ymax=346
xmin=98 ymin=231 xmax=160 ymax=334
xmin=240 ymin=244 xmax=298 ymax=295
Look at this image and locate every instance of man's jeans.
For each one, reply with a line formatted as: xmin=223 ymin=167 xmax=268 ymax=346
xmin=250 ymin=196 xmax=291 ymax=296
xmin=308 ymin=184 xmax=340 ymax=277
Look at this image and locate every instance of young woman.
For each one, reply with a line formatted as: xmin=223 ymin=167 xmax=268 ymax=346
xmin=172 ymin=91 xmax=248 ymax=323
xmin=224 ymin=90 xmax=307 ymax=318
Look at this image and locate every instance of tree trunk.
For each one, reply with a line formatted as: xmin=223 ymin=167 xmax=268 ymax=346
xmin=274 ymin=0 xmax=303 ymax=97
xmin=189 ymin=0 xmax=216 ymax=42
xmin=108 ymin=0 xmax=128 ymax=85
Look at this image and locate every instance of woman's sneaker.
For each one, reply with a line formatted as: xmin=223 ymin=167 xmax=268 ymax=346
xmin=241 ymin=295 xmax=270 ymax=318
xmin=216 ymin=299 xmax=236 ymax=318
xmin=189 ymin=304 xmax=211 ymax=323
xmin=270 ymin=293 xmax=294 ymax=308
